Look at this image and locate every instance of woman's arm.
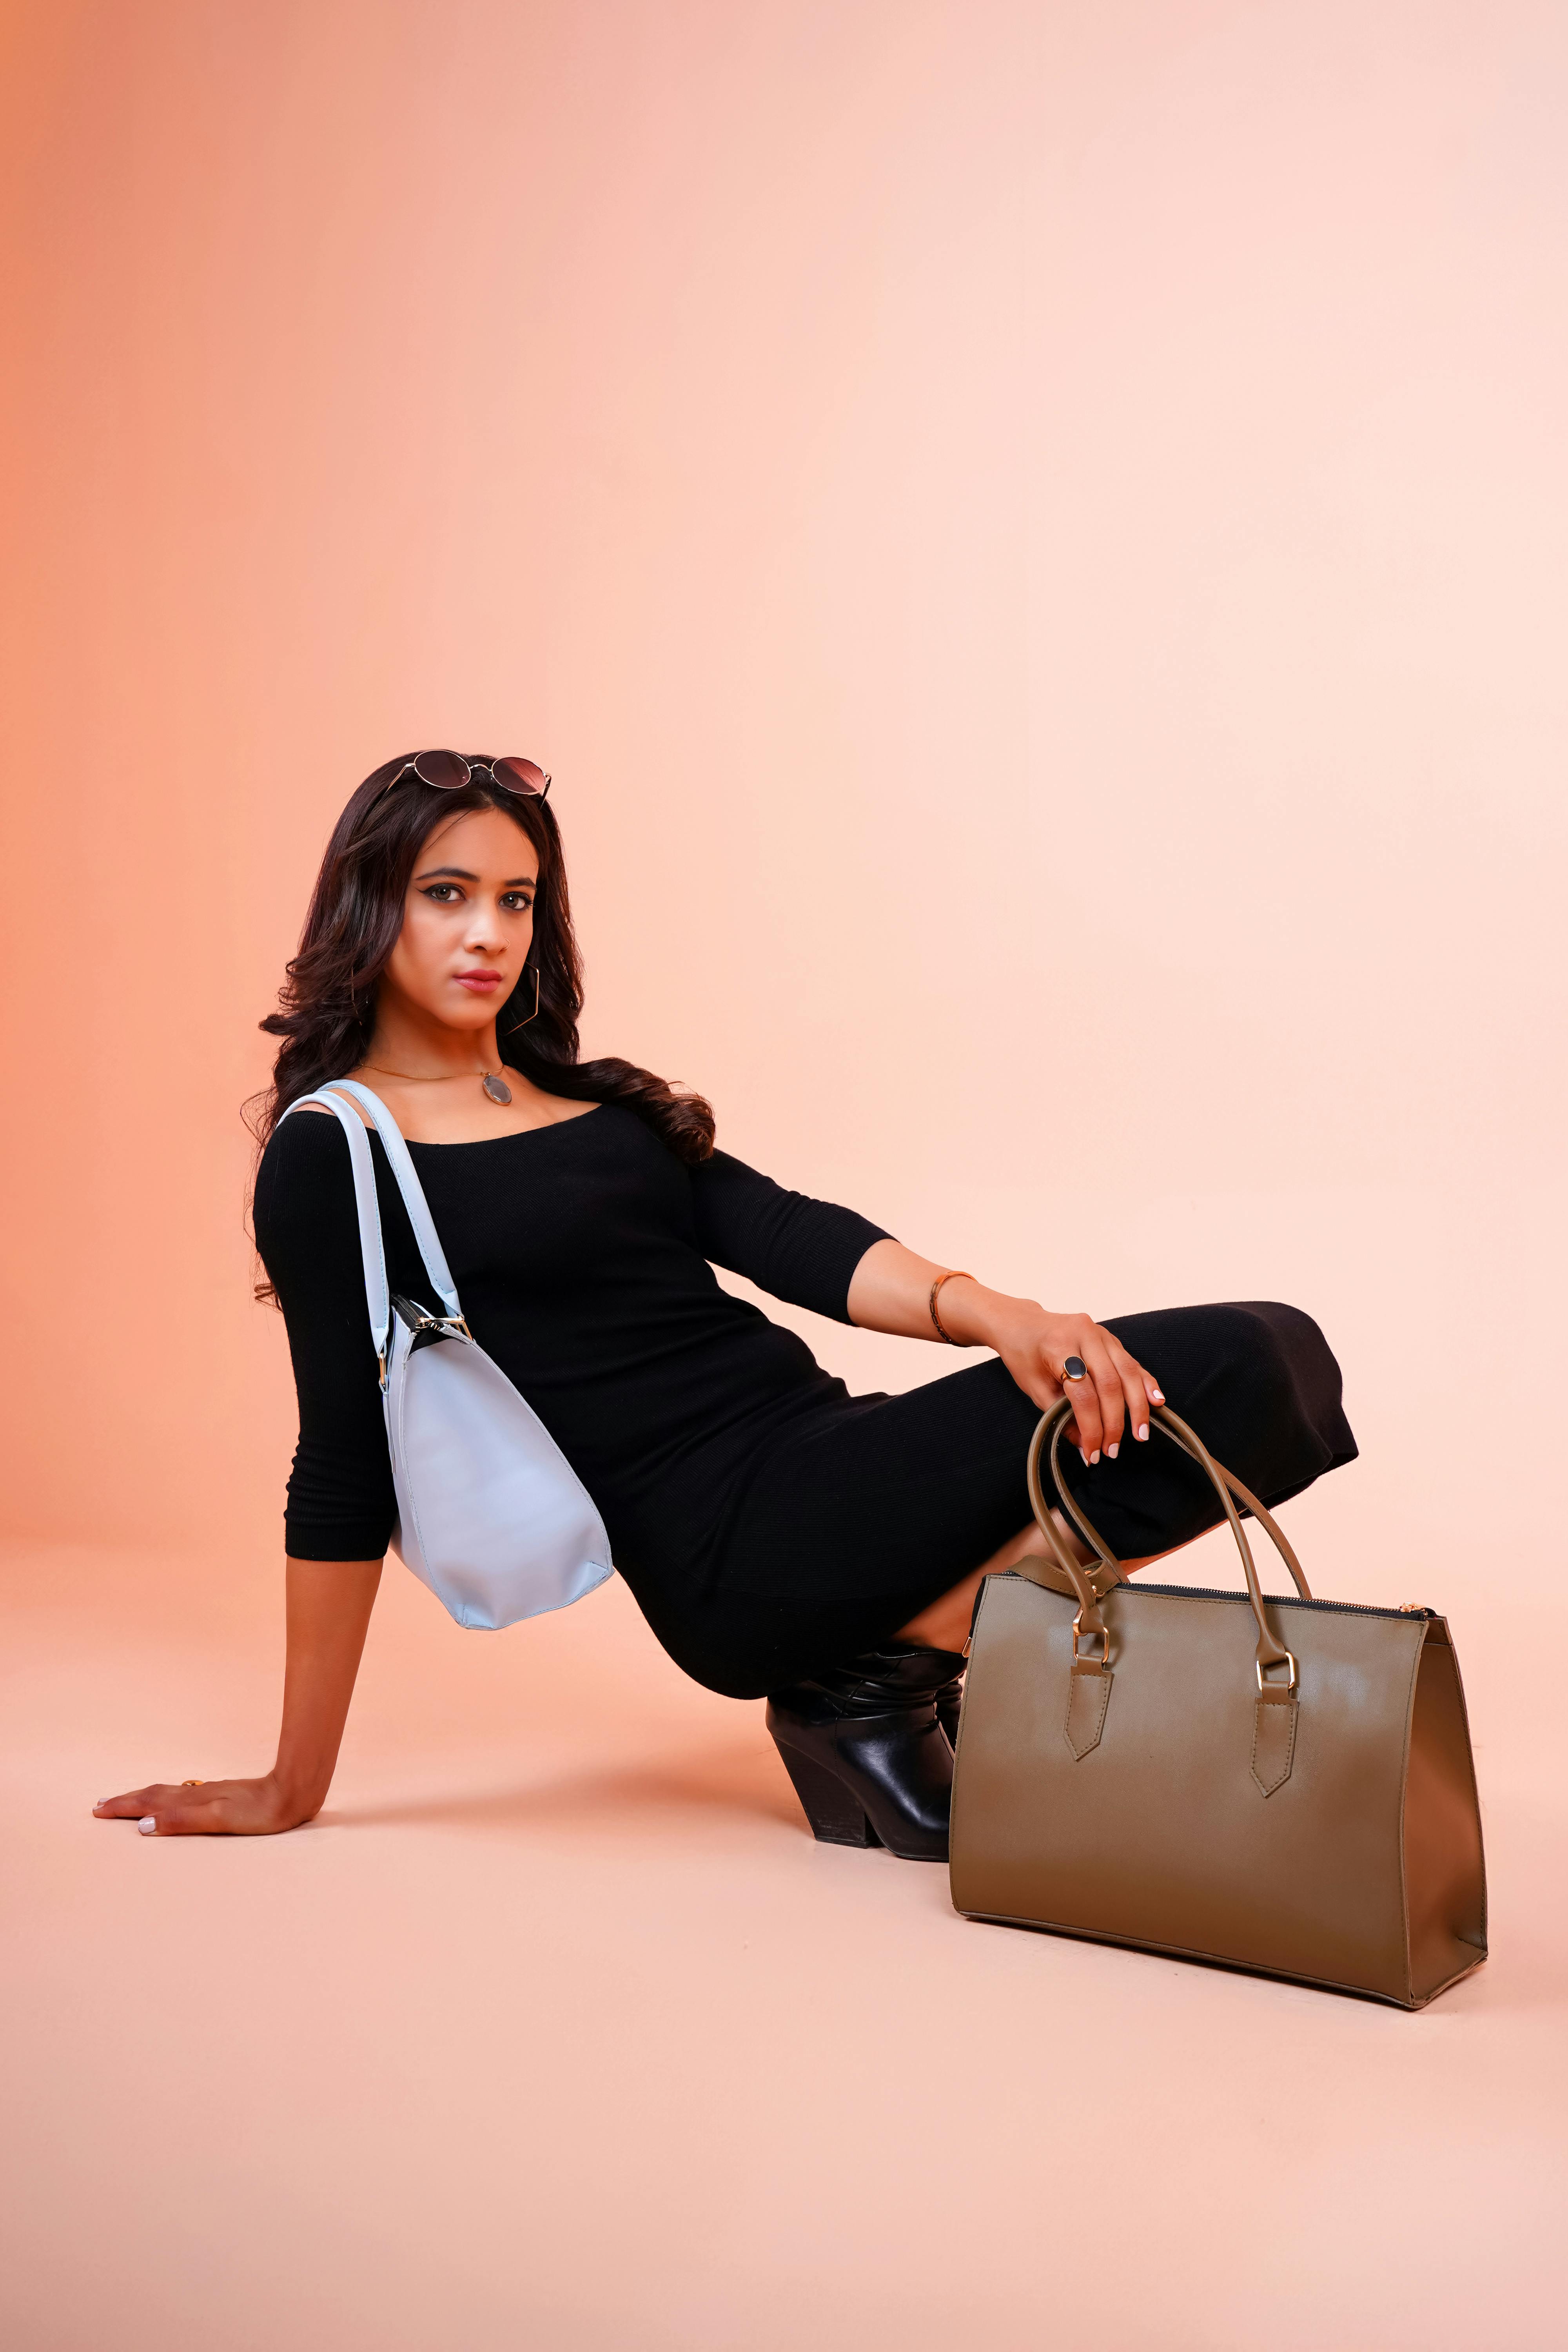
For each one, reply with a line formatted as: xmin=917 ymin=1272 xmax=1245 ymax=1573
xmin=255 ymin=1112 xmax=401 ymax=1562
xmin=94 ymin=1557 xmax=382 ymax=1836
xmin=846 ymin=1238 xmax=1164 ymax=1462
xmin=688 ymin=1149 xmax=892 ymax=1321
xmin=95 ymin=1112 xmax=398 ymax=1836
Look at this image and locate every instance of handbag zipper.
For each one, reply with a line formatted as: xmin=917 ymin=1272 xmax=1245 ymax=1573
xmin=1084 ymin=1581 xmax=1434 ymax=1621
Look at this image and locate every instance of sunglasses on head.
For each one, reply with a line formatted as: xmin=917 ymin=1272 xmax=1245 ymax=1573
xmin=379 ymin=750 xmax=552 ymax=799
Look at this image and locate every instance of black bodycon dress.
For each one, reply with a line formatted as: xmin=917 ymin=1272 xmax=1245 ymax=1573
xmin=252 ymin=1102 xmax=1357 ymax=1699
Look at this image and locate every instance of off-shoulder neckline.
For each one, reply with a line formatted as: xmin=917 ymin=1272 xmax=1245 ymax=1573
xmin=287 ymin=1101 xmax=606 ymax=1149
xmin=408 ymin=1104 xmax=605 ymax=1149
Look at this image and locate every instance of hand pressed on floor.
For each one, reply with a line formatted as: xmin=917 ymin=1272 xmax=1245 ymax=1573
xmin=93 ymin=1775 xmax=319 ymax=1836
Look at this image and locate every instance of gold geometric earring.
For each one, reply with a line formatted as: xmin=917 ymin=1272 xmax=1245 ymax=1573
xmin=508 ymin=966 xmax=541 ymax=1029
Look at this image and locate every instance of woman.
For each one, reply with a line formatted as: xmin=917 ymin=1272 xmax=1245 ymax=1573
xmin=95 ymin=753 xmax=1356 ymax=1858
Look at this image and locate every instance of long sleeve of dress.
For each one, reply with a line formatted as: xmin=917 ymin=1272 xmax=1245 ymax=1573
xmin=686 ymin=1149 xmax=891 ymax=1322
xmin=252 ymin=1112 xmax=399 ymax=1562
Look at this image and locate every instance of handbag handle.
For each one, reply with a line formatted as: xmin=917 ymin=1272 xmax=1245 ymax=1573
xmin=1025 ymin=1397 xmax=1308 ymax=1682
xmin=279 ymin=1082 xmax=468 ymax=1387
xmin=281 ymin=1088 xmax=392 ymax=1379
xmin=325 ymin=1081 xmax=465 ymax=1324
xmin=1039 ymin=1405 xmax=1313 ymax=1604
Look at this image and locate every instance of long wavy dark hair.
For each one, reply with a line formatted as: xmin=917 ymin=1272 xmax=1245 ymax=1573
xmin=251 ymin=752 xmax=715 ymax=1170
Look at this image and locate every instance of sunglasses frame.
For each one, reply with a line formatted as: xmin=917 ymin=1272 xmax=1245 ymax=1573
xmin=379 ymin=751 xmax=552 ymax=801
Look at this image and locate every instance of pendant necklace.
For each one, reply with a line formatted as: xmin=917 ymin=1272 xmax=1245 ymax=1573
xmin=363 ymin=1063 xmax=514 ymax=1105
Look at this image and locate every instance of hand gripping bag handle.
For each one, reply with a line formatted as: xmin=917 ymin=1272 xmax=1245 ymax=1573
xmin=1025 ymin=1396 xmax=1310 ymax=1682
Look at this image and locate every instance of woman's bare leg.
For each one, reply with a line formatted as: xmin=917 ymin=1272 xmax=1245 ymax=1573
xmin=896 ymin=1519 xmax=1200 ymax=1653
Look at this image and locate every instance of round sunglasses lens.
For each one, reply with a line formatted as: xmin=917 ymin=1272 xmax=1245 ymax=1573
xmin=491 ymin=757 xmax=550 ymax=796
xmin=411 ymin=750 xmax=471 ymax=790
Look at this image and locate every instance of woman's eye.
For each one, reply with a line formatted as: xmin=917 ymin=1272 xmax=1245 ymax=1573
xmin=501 ymin=893 xmax=534 ymax=913
xmin=422 ymin=884 xmax=462 ymax=903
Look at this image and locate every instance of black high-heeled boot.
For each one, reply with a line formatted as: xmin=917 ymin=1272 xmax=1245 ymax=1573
xmin=765 ymin=1644 xmax=966 ymax=1862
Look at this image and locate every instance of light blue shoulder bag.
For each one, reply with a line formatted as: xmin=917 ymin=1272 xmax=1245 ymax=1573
xmin=282 ymin=1080 xmax=614 ymax=1631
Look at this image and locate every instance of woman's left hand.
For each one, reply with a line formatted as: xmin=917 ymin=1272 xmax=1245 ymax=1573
xmin=843 ymin=1243 xmax=1164 ymax=1463
xmin=949 ymin=1291 xmax=1164 ymax=1463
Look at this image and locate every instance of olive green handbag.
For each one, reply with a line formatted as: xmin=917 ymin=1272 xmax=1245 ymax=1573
xmin=948 ymin=1399 xmax=1487 ymax=2007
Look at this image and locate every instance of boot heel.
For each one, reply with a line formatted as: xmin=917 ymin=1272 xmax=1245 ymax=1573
xmin=773 ymin=1740 xmax=881 ymax=1848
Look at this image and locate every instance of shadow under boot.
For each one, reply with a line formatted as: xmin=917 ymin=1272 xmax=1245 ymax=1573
xmin=765 ymin=1644 xmax=965 ymax=1863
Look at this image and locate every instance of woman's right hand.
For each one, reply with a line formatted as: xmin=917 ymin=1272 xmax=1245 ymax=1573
xmin=94 ymin=1559 xmax=384 ymax=1841
xmin=93 ymin=1773 xmax=320 ymax=1837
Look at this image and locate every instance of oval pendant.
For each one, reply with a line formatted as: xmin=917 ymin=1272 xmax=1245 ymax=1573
xmin=482 ymin=1073 xmax=513 ymax=1105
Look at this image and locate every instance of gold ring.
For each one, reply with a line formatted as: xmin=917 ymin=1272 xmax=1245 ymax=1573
xmin=181 ymin=1779 xmax=205 ymax=1787
xmin=1059 ymin=1354 xmax=1088 ymax=1383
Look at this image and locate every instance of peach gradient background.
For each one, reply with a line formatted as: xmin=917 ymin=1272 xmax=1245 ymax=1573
xmin=2 ymin=3 xmax=1565 ymax=2347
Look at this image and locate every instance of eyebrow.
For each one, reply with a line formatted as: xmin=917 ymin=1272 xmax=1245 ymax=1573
xmin=415 ymin=865 xmax=536 ymax=886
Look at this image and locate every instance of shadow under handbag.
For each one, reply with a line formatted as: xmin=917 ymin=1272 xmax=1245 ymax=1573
xmin=949 ymin=1397 xmax=1487 ymax=2007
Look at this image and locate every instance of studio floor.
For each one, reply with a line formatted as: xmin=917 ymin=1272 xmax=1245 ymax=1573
xmin=3 ymin=1522 xmax=1564 ymax=2352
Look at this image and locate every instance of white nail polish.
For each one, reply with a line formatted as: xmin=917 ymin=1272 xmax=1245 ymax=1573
xmin=1136 ymin=1425 xmax=1149 ymax=1441
xmin=138 ymin=1816 xmax=156 ymax=1835
xmin=1107 ymin=1443 xmax=1118 ymax=1459
xmin=1090 ymin=1450 xmax=1101 ymax=1465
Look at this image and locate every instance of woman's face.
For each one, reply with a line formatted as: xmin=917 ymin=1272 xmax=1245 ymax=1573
xmin=380 ymin=804 xmax=538 ymax=1033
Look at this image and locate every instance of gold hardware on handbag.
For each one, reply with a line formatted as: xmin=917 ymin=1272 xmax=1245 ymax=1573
xmin=948 ymin=1399 xmax=1487 ymax=2008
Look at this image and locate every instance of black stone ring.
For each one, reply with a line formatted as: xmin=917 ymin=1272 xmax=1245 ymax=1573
xmin=1060 ymin=1355 xmax=1088 ymax=1383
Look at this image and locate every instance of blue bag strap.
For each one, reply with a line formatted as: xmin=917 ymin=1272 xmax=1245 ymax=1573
xmin=280 ymin=1088 xmax=391 ymax=1378
xmin=326 ymin=1080 xmax=464 ymax=1322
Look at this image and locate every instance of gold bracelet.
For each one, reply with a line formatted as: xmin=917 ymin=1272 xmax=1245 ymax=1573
xmin=928 ymin=1269 xmax=975 ymax=1345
